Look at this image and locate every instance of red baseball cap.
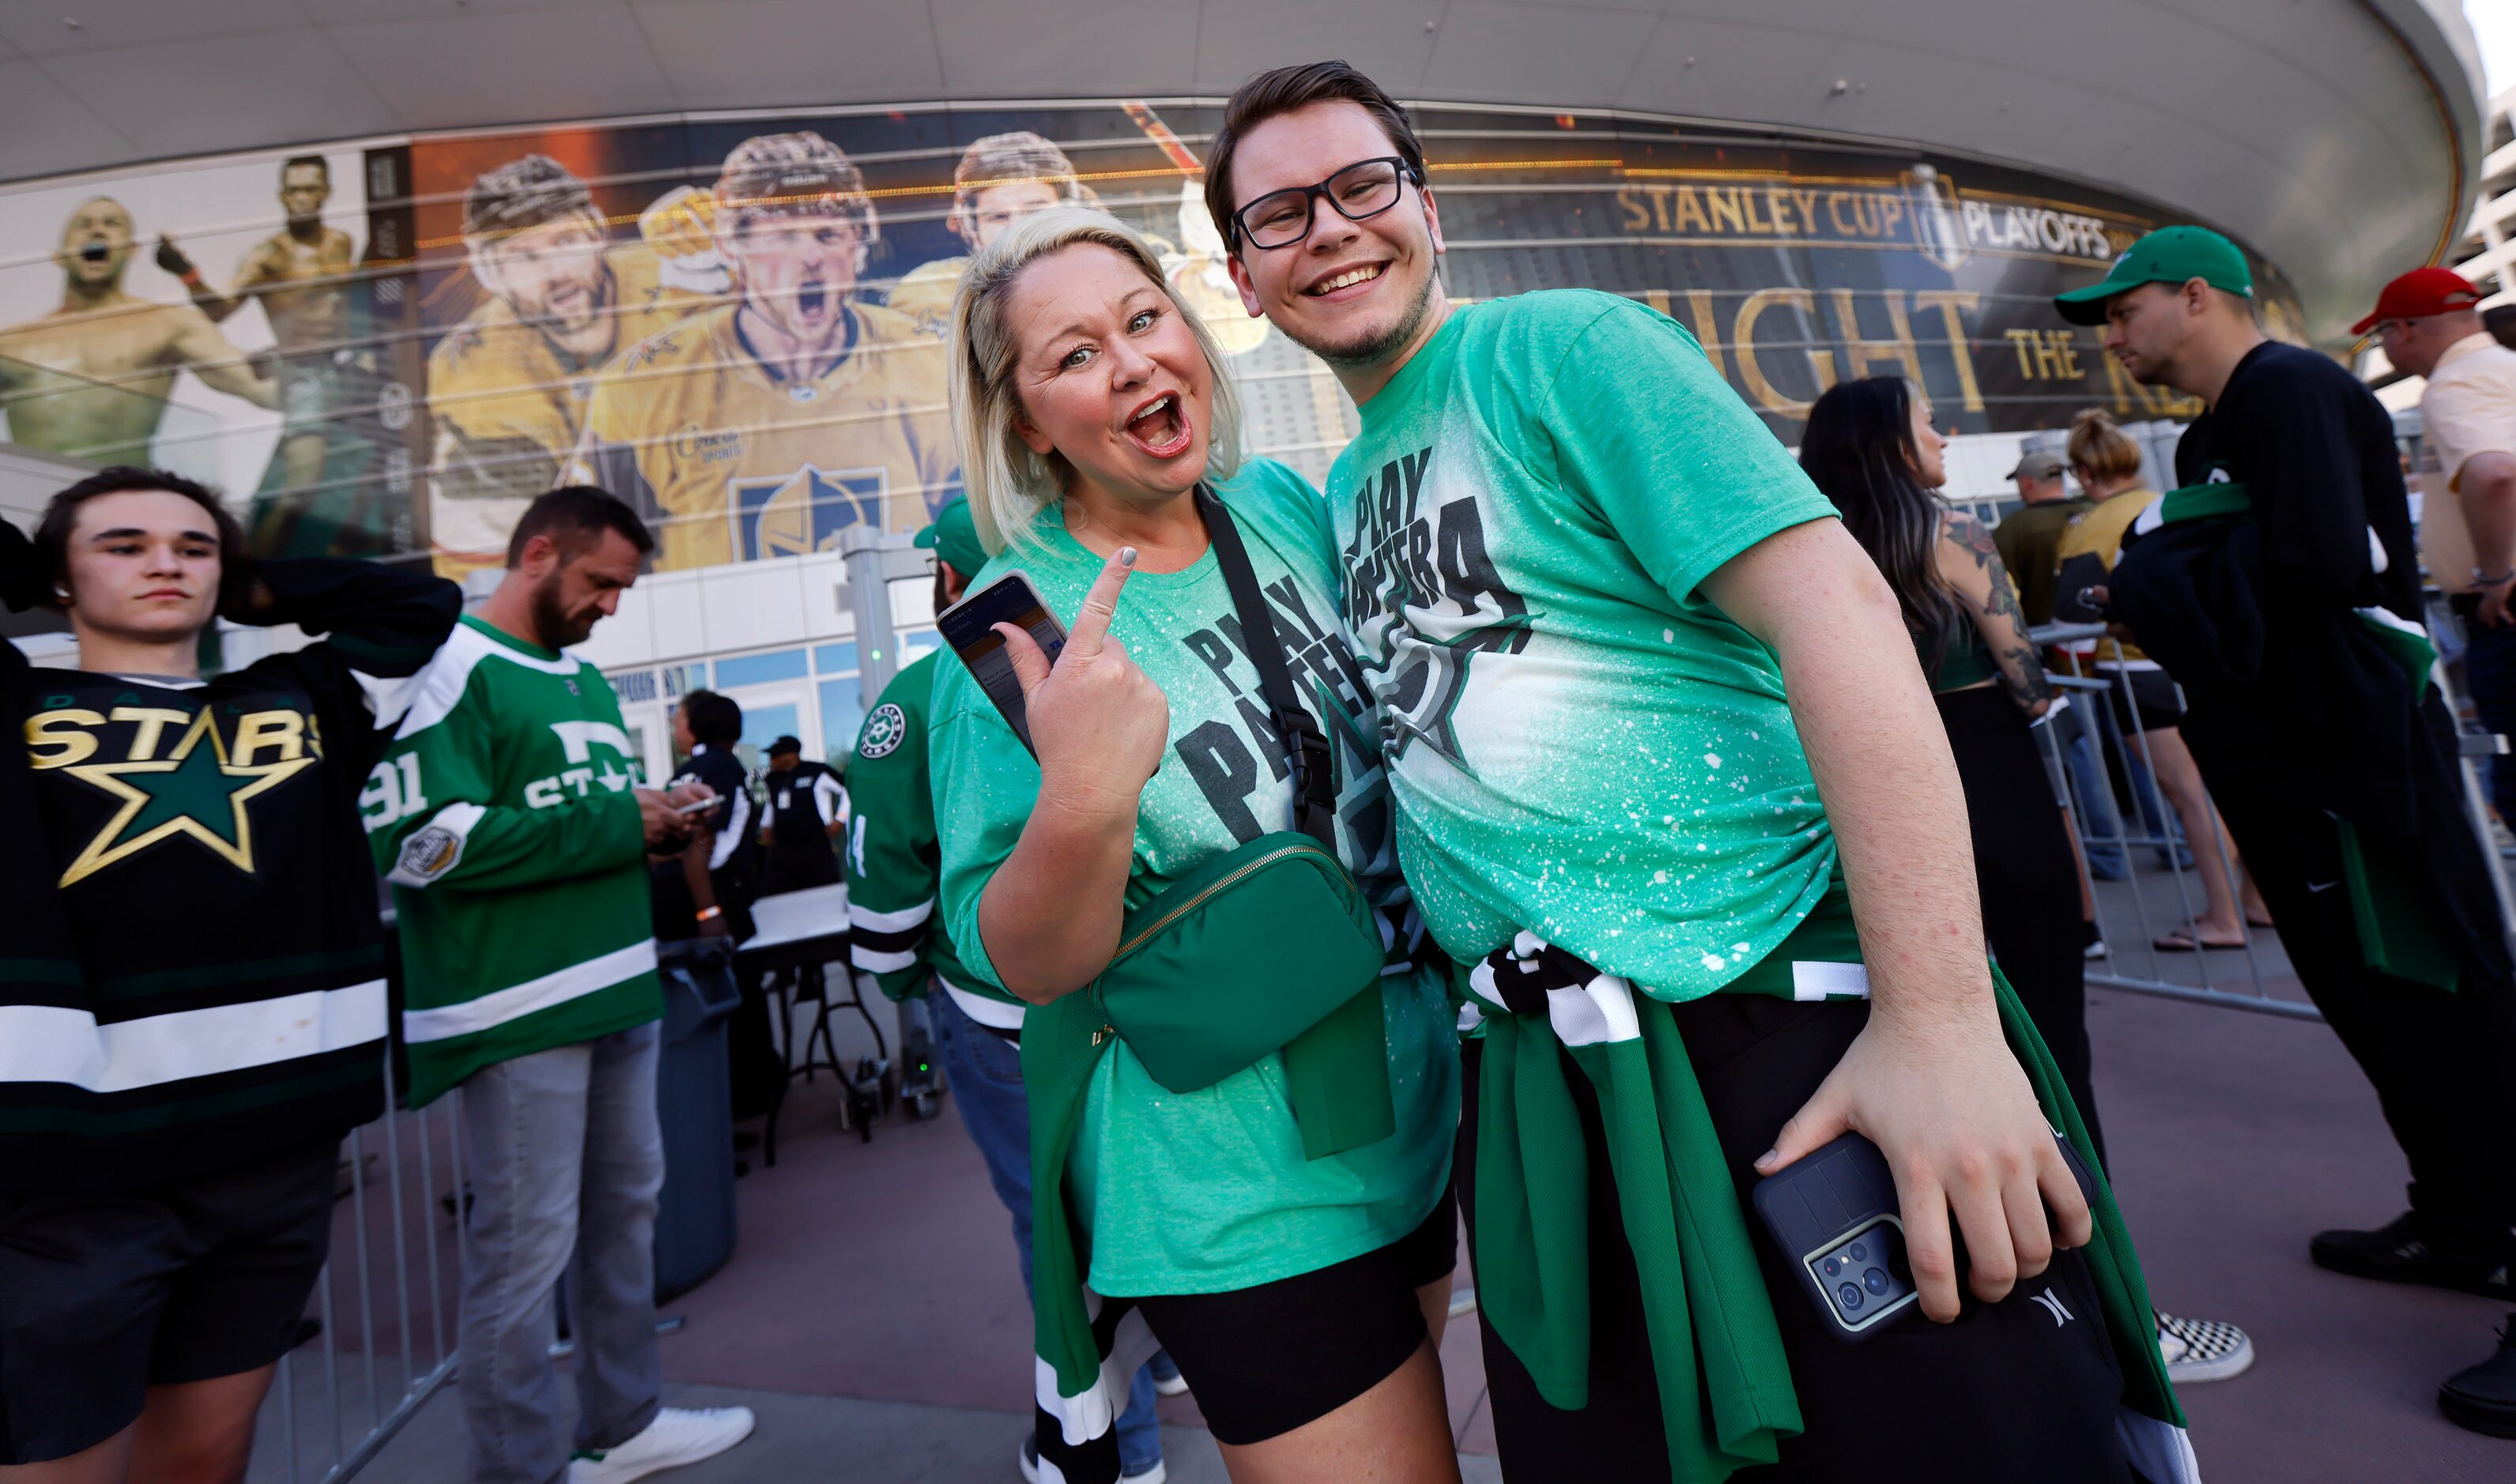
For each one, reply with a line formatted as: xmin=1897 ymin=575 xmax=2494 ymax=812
xmin=2352 ymin=266 xmax=2482 ymax=335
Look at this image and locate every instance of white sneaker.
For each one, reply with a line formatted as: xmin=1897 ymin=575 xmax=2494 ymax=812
xmin=569 ymin=1407 xmax=757 ymax=1482
xmin=1151 ymin=1371 xmax=1189 ymax=1398
xmin=2156 ymin=1312 xmax=2255 ymax=1384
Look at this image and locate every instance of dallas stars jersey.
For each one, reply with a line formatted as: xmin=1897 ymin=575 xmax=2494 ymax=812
xmin=843 ymin=650 xmax=989 ymax=1016
xmin=2 ymin=543 xmax=459 ymax=1195
xmin=572 ymin=301 xmax=958 ymax=571
xmin=367 ymin=617 xmax=660 ymax=1107
xmin=428 ymin=246 xmax=711 ymax=579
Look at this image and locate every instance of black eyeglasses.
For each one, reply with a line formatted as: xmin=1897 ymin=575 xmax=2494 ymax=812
xmin=1230 ymin=156 xmax=1424 ymax=251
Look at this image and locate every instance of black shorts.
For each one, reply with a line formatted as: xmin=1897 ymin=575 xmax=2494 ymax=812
xmin=0 ymin=1139 xmax=339 ymax=1464
xmin=2099 ymin=666 xmax=2184 ymax=734
xmin=1132 ymin=1179 xmax=1458 ymax=1446
xmin=1460 ymin=997 xmax=2131 ymax=1482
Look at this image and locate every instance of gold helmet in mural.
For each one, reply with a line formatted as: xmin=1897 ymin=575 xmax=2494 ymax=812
xmin=711 ymin=131 xmax=877 ymax=245
xmin=460 ymin=153 xmax=600 ymax=243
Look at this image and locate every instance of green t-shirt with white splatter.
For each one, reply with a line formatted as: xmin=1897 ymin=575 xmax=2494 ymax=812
xmin=1326 ymin=288 xmax=1842 ymax=1001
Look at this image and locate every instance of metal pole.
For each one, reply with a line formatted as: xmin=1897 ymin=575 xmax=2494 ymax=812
xmin=841 ymin=528 xmax=938 ymax=1060
xmin=839 ymin=528 xmax=928 ymax=714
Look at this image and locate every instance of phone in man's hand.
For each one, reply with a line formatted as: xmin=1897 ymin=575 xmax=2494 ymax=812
xmin=1752 ymin=1130 xmax=2099 ymax=1342
xmin=938 ymin=570 xmax=1068 ymax=758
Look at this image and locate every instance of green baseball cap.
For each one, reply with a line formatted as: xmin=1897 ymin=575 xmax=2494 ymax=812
xmin=2053 ymin=225 xmax=2254 ymax=325
xmin=914 ymin=495 xmax=986 ymax=578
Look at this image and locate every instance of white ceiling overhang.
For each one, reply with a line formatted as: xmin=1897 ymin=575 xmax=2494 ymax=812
xmin=0 ymin=0 xmax=2484 ymax=343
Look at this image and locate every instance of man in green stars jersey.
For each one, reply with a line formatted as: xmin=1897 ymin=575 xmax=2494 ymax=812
xmin=368 ymin=487 xmax=756 ymax=1484
xmin=1206 ymin=62 xmax=2189 ymax=1482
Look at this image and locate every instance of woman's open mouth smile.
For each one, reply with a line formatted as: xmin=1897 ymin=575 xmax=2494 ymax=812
xmin=1121 ymin=393 xmax=1194 ymax=458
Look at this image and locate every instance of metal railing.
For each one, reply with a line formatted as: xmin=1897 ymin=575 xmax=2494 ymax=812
xmin=2025 ymin=615 xmax=2516 ymax=1023
xmin=246 ymin=1060 xmax=463 ymax=1484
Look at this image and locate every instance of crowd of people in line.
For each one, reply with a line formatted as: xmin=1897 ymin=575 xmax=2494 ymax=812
xmin=6 ymin=55 xmax=2516 ymax=1484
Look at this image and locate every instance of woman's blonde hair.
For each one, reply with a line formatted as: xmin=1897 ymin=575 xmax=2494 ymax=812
xmin=2066 ymin=408 xmax=2145 ymax=485
xmin=946 ymin=207 xmax=1244 ymax=556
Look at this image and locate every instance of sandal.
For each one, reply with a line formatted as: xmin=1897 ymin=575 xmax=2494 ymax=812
xmin=2153 ymin=928 xmax=2248 ymax=951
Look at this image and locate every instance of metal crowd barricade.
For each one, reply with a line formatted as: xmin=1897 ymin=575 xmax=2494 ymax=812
xmin=246 ymin=1057 xmax=463 ymax=1484
xmin=2024 ymin=614 xmax=2516 ymax=1023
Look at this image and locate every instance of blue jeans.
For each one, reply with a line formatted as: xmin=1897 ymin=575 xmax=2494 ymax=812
xmin=928 ymin=987 xmax=1164 ymax=1475
xmin=2463 ymin=615 xmax=2516 ymax=822
xmin=455 ymin=1023 xmax=666 ymax=1484
xmin=2057 ymin=711 xmax=2127 ymax=880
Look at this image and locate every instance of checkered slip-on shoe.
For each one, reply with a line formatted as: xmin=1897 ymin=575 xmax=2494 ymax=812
xmin=2156 ymin=1312 xmax=2255 ymax=1384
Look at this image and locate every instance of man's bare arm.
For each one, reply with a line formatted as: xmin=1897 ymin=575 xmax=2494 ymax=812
xmin=1700 ymin=517 xmax=2091 ymax=1321
xmin=158 ymin=234 xmax=264 ymax=324
xmin=2458 ymin=450 xmax=2516 ymax=626
xmin=168 ymin=307 xmax=277 ymax=410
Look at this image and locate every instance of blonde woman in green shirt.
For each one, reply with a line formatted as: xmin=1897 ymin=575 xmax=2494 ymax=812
xmin=926 ymin=208 xmax=1462 ymax=1484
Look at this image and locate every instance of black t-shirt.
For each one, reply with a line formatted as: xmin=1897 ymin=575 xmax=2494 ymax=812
xmin=762 ymin=759 xmax=845 ymax=873
xmin=651 ymin=743 xmax=760 ymax=937
xmin=2172 ymin=341 xmax=2420 ymax=621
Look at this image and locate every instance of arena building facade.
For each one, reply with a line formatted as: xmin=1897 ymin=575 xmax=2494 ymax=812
xmin=0 ymin=1 xmax=2488 ymax=777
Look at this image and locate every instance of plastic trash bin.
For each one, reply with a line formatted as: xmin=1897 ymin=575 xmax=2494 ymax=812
xmin=654 ymin=936 xmax=741 ymax=1303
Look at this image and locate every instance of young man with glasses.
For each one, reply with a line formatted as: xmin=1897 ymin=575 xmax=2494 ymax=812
xmin=1208 ymin=61 xmax=2190 ymax=1480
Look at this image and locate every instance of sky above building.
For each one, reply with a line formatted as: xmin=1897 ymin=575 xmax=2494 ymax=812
xmin=2473 ymin=0 xmax=2514 ymax=95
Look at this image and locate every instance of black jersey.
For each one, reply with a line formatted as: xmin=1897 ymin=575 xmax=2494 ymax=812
xmin=2 ymin=529 xmax=459 ymax=1194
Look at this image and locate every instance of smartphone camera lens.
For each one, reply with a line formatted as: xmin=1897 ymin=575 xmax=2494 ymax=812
xmin=1847 ymin=1241 xmax=1868 ymax=1263
xmin=1838 ymin=1282 xmax=1863 ymax=1311
xmin=1865 ymin=1267 xmax=1890 ymax=1296
xmin=1822 ymin=1257 xmax=1840 ymax=1277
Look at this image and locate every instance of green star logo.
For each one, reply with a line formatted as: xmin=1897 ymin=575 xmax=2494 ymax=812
xmin=58 ymin=708 xmax=314 ymax=886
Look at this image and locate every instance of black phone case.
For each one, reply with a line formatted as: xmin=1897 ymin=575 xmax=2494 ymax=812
xmin=1752 ymin=1130 xmax=2099 ymax=1343
xmin=936 ymin=570 xmax=1066 ymax=756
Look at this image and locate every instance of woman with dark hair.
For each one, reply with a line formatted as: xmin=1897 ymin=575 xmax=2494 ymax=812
xmin=1800 ymin=381 xmax=2255 ymax=1385
xmin=1800 ymin=378 xmax=2088 ymax=1136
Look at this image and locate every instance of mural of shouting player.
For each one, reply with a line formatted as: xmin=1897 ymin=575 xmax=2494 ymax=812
xmin=425 ymin=154 xmax=722 ymax=578
xmin=157 ymin=156 xmax=359 ymax=499
xmin=570 ymin=132 xmax=957 ymax=570
xmin=0 ymin=197 xmax=276 ymax=467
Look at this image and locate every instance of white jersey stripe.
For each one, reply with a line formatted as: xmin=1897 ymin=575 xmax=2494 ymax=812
xmin=849 ymin=898 xmax=934 ymax=934
xmin=1790 ymin=960 xmax=1871 ymax=1001
xmin=396 ymin=622 xmax=594 ymax=740
xmin=402 ymin=940 xmax=658 ymax=1044
xmin=0 ymin=981 xmax=387 ymax=1093
xmin=852 ymin=944 xmax=918 ymax=974
xmin=939 ymin=975 xmax=1027 ymax=1030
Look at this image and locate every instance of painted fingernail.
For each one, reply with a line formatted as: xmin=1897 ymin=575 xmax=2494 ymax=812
xmin=1118 ymin=546 xmax=1138 ymax=567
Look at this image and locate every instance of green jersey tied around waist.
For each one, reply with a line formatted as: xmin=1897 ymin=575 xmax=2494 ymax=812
xmin=368 ymin=617 xmax=662 ymax=1106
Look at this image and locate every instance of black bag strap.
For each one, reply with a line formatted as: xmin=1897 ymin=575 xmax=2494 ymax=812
xmin=1195 ymin=484 xmax=1339 ymax=849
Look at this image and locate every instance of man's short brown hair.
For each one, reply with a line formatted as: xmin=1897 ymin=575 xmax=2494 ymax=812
xmin=1204 ymin=61 xmax=1426 ymax=253
xmin=505 ymin=485 xmax=654 ymax=567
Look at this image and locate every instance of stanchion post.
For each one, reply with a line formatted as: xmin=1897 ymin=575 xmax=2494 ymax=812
xmin=841 ymin=527 xmax=943 ymax=1078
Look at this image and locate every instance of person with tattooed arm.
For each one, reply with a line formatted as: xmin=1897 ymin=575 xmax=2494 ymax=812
xmin=1801 ymin=375 xmax=2255 ymax=1387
